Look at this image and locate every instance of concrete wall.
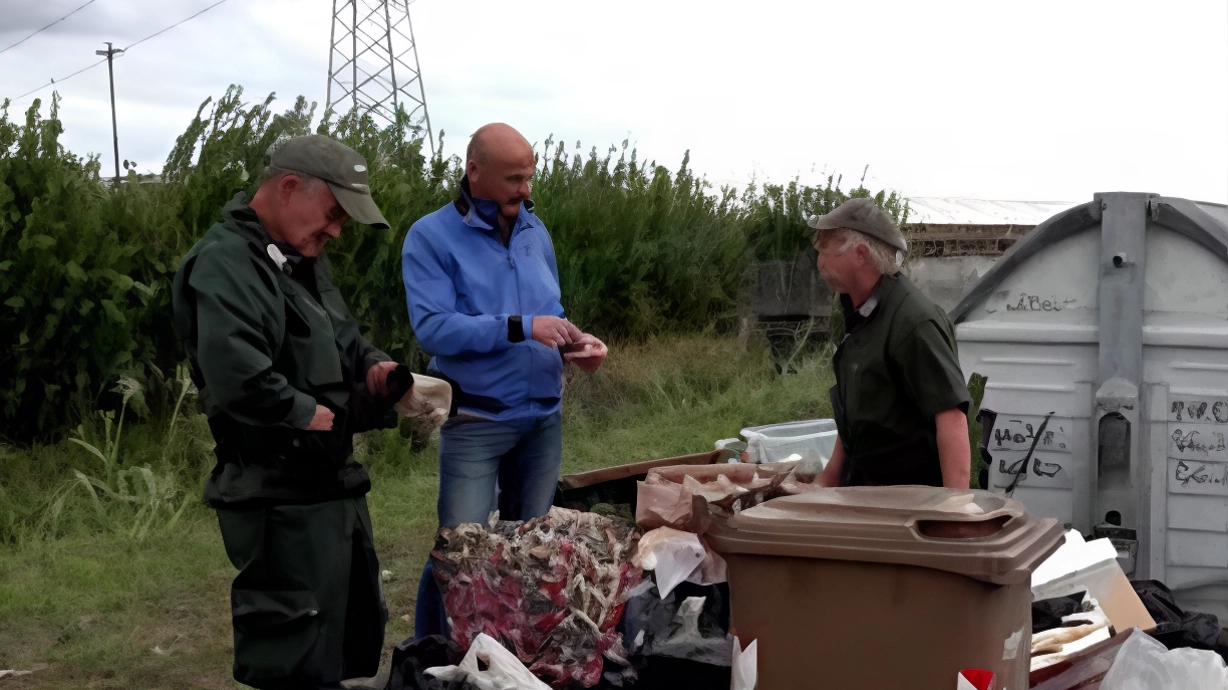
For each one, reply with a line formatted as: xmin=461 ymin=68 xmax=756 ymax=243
xmin=905 ymin=256 xmax=998 ymax=313
xmin=745 ymin=253 xmax=1001 ymax=320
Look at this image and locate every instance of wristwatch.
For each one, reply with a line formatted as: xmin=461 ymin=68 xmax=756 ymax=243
xmin=508 ymin=315 xmax=526 ymax=343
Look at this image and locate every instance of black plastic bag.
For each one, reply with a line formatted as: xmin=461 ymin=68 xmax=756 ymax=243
xmin=1131 ymin=579 xmax=1225 ymax=657
xmin=385 ymin=634 xmax=475 ymax=690
xmin=1032 ymin=593 xmax=1087 ymax=634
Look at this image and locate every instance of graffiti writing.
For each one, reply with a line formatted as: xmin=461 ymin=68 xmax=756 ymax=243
xmin=1175 ymin=460 xmax=1213 ymax=487
xmin=1033 ymin=457 xmax=1063 ymax=477
xmin=1171 ymin=429 xmax=1226 ymax=454
xmin=993 ymin=418 xmax=1069 ymax=451
xmin=1170 ymin=400 xmax=1228 ymax=424
xmin=999 ymin=457 xmax=1025 ymax=476
xmin=1005 ymin=293 xmax=1076 ymax=313
xmin=995 ymin=425 xmax=1033 ymax=446
xmin=997 ymin=456 xmax=1064 ymax=480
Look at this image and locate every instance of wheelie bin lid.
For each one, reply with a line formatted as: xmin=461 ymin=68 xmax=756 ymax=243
xmin=706 ymin=486 xmax=1063 ymax=585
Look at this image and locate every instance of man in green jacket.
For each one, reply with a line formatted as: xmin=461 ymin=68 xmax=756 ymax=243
xmin=173 ymin=135 xmax=403 ymax=690
xmin=808 ymin=198 xmax=972 ymax=489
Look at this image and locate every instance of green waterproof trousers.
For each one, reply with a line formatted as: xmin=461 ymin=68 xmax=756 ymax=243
xmin=217 ymin=496 xmax=387 ymax=690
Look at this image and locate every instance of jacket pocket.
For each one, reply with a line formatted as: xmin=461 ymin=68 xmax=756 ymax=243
xmin=231 ymin=588 xmax=323 ymax=681
xmin=527 ymin=341 xmax=564 ymax=400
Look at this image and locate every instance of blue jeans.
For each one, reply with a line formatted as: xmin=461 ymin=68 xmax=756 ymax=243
xmin=414 ymin=412 xmax=563 ymax=639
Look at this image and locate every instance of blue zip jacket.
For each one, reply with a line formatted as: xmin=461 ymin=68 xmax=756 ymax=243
xmin=402 ymin=178 xmax=565 ymax=420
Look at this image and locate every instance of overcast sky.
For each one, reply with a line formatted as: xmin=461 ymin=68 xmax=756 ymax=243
xmin=2 ymin=0 xmax=1226 ymax=204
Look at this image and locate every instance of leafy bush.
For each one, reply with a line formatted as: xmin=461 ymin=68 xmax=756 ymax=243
xmin=0 ymin=88 xmax=905 ymax=440
xmin=0 ymin=96 xmax=163 ymax=439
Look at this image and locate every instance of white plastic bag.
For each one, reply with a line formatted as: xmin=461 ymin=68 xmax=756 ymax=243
xmin=425 ymin=633 xmax=551 ymax=690
xmin=632 ymin=527 xmax=707 ymax=598
xmin=1101 ymin=627 xmax=1228 ymax=690
xmin=394 ymin=374 xmax=451 ymax=427
xmin=731 ymin=636 xmax=758 ymax=690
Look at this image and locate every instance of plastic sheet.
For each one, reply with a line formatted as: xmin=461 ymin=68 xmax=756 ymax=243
xmin=650 ymin=596 xmax=733 ymax=666
xmin=1101 ymin=628 xmax=1228 ymax=690
xmin=386 ymin=635 xmax=473 ymax=690
xmin=621 ymin=581 xmax=732 ymax=667
xmin=1033 ymin=594 xmax=1086 ymax=634
xmin=632 ymin=527 xmax=706 ymax=599
xmin=731 ymin=637 xmax=757 ymax=690
xmin=394 ymin=373 xmax=451 ymax=427
xmin=426 ymin=634 xmax=552 ymax=690
xmin=1132 ymin=579 xmax=1224 ymax=654
xmin=686 ymin=538 xmax=727 ymax=587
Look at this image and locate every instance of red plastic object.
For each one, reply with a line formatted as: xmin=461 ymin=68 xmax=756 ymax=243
xmin=958 ymin=669 xmax=996 ymax=690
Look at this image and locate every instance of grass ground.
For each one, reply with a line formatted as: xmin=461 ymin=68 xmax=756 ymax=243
xmin=0 ymin=337 xmax=836 ymax=689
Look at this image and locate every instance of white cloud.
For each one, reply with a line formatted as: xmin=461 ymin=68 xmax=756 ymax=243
xmin=2 ymin=0 xmax=1225 ymax=202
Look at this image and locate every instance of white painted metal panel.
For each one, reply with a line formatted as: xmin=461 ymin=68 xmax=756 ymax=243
xmin=961 ymin=229 xmax=1101 ymax=323
xmin=955 ymin=197 xmax=1228 ymax=615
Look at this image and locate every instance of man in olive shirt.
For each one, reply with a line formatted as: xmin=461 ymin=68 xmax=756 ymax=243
xmin=172 ymin=135 xmax=404 ymax=690
xmin=808 ymin=198 xmax=972 ymax=488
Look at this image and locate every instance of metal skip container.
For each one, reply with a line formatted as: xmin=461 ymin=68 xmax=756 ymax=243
xmin=707 ymin=487 xmax=1062 ymax=690
xmin=951 ymin=193 xmax=1228 ymax=618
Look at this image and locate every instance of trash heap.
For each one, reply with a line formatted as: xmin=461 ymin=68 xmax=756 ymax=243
xmin=636 ymin=462 xmax=800 ymax=533
xmin=1028 ymin=530 xmax=1228 ymax=689
xmin=430 ymin=507 xmax=642 ymax=688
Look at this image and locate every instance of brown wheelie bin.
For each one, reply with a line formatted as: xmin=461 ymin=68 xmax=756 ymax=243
xmin=706 ymin=487 xmax=1063 ymax=690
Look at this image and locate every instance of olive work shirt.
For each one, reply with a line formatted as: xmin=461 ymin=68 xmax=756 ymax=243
xmin=830 ymin=273 xmax=971 ymax=487
xmin=172 ymin=194 xmax=398 ymax=508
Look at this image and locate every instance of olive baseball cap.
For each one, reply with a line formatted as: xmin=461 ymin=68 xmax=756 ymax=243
xmin=807 ymin=197 xmax=907 ymax=252
xmin=270 ymin=135 xmax=390 ymax=230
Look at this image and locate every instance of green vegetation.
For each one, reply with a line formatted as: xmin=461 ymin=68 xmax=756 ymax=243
xmin=0 ymin=85 xmax=966 ymax=689
xmin=0 ymin=337 xmax=834 ymax=688
xmin=0 ymin=87 xmax=905 ymax=441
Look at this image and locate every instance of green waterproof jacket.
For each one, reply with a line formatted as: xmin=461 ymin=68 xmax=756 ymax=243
xmin=172 ymin=194 xmax=397 ymax=507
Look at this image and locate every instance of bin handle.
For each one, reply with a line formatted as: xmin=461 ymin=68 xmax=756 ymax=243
xmin=914 ymin=515 xmax=1010 ymax=540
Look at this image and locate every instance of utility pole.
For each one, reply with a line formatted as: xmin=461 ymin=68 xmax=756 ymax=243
xmin=95 ymin=42 xmax=124 ymax=183
xmin=326 ymin=0 xmax=434 ymax=154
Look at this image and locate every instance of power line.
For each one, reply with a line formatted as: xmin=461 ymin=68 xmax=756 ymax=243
xmin=14 ymin=58 xmax=107 ymax=100
xmin=123 ymin=0 xmax=234 ymax=52
xmin=0 ymin=0 xmax=102 ymax=56
xmin=8 ymin=0 xmax=236 ymax=102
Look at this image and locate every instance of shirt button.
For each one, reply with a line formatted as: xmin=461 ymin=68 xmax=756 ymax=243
xmin=293 ymin=439 xmax=301 ymax=447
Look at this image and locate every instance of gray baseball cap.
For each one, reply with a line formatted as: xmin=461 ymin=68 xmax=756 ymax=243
xmin=807 ymin=197 xmax=906 ymax=252
xmin=270 ymin=135 xmax=390 ymax=230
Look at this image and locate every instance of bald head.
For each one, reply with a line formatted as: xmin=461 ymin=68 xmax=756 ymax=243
xmin=466 ymin=123 xmax=536 ymax=221
xmin=467 ymin=123 xmax=532 ymax=165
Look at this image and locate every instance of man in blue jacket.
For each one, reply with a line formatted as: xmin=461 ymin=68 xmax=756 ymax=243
xmin=402 ymin=123 xmax=607 ymax=636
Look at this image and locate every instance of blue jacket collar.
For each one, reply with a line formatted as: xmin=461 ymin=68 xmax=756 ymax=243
xmin=453 ymin=175 xmax=535 ymax=232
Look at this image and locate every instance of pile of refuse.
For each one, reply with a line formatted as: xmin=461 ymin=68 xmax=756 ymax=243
xmin=392 ymin=460 xmax=802 ymax=690
xmin=429 ymin=507 xmax=642 ymax=688
xmin=389 ymin=448 xmax=1228 ymax=690
xmin=1029 ymin=530 xmax=1228 ymax=689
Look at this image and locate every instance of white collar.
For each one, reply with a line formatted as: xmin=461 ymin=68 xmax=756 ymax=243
xmin=858 ymin=295 xmax=879 ymax=317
